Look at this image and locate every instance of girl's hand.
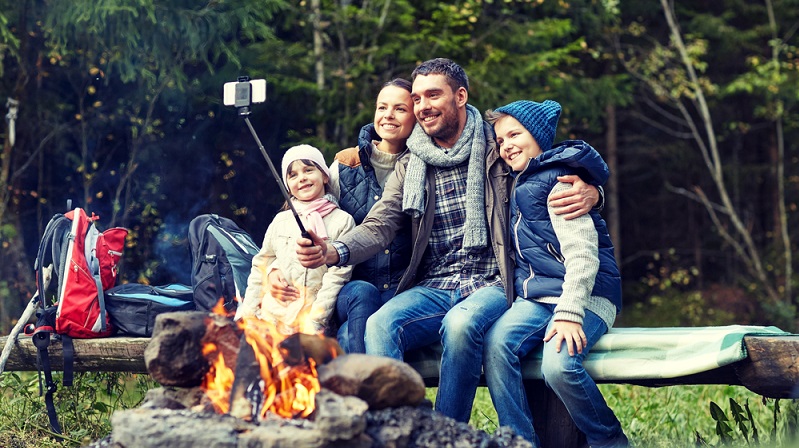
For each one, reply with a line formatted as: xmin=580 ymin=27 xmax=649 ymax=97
xmin=544 ymin=320 xmax=587 ymax=356
xmin=267 ymin=268 xmax=300 ymax=303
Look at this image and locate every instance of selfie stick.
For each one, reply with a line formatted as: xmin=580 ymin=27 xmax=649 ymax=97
xmin=241 ymin=116 xmax=311 ymax=240
xmin=228 ymin=76 xmax=308 ymax=239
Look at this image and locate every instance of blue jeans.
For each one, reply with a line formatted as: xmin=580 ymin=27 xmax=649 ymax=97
xmin=484 ymin=299 xmax=627 ymax=448
xmin=364 ymin=285 xmax=507 ymax=423
xmin=335 ymin=280 xmax=396 ymax=353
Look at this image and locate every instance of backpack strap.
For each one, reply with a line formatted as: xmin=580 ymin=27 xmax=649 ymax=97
xmin=89 ymin=257 xmax=108 ymax=332
xmin=34 ymin=214 xmax=68 ymax=307
xmin=61 ymin=335 xmax=74 ymax=387
xmin=32 ymin=331 xmax=63 ymax=436
xmin=206 ymin=252 xmax=225 ymax=309
xmin=203 ymin=216 xmax=226 ymax=310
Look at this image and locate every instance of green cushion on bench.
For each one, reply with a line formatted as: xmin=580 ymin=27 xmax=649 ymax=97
xmin=404 ymin=325 xmax=788 ymax=382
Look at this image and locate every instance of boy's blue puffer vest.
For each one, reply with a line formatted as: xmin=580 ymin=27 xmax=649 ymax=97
xmin=337 ymin=123 xmax=412 ymax=292
xmin=510 ymin=140 xmax=622 ymax=313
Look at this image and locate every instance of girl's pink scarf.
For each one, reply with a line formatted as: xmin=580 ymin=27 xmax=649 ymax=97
xmin=293 ymin=197 xmax=337 ymax=239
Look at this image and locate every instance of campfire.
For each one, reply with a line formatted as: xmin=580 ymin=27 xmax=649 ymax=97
xmin=200 ymin=299 xmax=336 ymax=421
xmin=84 ymin=310 xmax=533 ymax=448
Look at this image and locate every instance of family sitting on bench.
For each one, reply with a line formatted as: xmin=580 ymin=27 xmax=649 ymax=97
xmin=239 ymin=58 xmax=626 ymax=448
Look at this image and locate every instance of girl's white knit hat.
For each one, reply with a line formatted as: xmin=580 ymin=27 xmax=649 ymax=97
xmin=280 ymin=144 xmax=331 ymax=188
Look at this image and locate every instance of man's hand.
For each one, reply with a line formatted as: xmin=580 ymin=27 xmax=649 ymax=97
xmin=296 ymin=229 xmax=339 ymax=269
xmin=544 ymin=320 xmax=587 ymax=357
xmin=267 ymin=268 xmax=300 ymax=303
xmin=549 ymin=174 xmax=599 ymax=220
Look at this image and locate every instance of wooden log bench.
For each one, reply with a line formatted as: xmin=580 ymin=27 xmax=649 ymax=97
xmin=1 ymin=328 xmax=797 ymax=448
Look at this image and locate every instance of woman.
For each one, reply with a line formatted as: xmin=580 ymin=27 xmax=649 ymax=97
xmin=268 ymin=79 xmax=415 ymax=352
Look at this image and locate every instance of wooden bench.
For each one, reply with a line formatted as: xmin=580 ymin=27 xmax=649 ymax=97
xmin=1 ymin=332 xmax=797 ymax=448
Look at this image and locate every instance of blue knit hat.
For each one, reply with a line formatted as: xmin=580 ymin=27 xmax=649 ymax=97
xmin=494 ymin=100 xmax=562 ymax=151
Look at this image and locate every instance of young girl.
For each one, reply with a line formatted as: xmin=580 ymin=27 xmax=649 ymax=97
xmin=235 ymin=144 xmax=355 ymax=335
xmin=483 ymin=100 xmax=627 ymax=448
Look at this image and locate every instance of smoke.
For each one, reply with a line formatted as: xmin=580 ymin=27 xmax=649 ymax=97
xmin=150 ymin=214 xmax=194 ymax=285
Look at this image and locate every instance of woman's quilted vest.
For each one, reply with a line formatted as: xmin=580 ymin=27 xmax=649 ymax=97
xmin=336 ymin=123 xmax=412 ymax=292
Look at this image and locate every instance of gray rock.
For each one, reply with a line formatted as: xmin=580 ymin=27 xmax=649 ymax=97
xmin=317 ymin=353 xmax=426 ymax=410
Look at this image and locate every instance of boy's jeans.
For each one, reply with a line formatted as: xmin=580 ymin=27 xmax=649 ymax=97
xmin=364 ymin=285 xmax=507 ymax=422
xmin=335 ymin=280 xmax=396 ymax=353
xmin=484 ymin=299 xmax=627 ymax=448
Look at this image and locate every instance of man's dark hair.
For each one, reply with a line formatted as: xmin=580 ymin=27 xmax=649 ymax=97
xmin=411 ymin=58 xmax=469 ymax=93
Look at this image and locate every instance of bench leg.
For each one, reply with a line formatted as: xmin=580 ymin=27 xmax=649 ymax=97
xmin=525 ymin=380 xmax=586 ymax=448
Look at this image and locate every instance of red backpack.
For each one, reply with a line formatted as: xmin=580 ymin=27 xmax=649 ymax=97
xmin=26 ymin=206 xmax=128 ymax=435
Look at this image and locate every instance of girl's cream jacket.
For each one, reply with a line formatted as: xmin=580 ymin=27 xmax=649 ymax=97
xmin=235 ymin=206 xmax=355 ymax=333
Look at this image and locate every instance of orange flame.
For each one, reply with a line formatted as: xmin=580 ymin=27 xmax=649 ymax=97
xmin=200 ymin=342 xmax=235 ymax=414
xmin=200 ymin=293 xmax=327 ymax=420
xmin=211 ymin=297 xmax=233 ymax=317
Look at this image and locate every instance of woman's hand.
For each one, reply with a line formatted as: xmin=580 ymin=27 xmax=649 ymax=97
xmin=544 ymin=320 xmax=588 ymax=356
xmin=267 ymin=268 xmax=300 ymax=303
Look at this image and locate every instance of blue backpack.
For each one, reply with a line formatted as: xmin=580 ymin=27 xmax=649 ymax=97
xmin=188 ymin=214 xmax=260 ymax=312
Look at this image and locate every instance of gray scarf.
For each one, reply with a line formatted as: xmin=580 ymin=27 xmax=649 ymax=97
xmin=402 ymin=104 xmax=488 ymax=250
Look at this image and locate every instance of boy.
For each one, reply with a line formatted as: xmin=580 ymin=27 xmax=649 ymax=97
xmin=483 ymin=100 xmax=628 ymax=448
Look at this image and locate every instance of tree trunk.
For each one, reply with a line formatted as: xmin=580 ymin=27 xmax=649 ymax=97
xmin=658 ymin=0 xmax=781 ymax=304
xmin=604 ymin=103 xmax=621 ymax=264
xmin=765 ymin=0 xmax=792 ymax=304
xmin=312 ymin=0 xmax=326 ymax=140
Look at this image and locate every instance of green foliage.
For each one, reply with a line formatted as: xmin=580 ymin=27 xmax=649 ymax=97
xmin=43 ymin=0 xmax=286 ymax=87
xmin=701 ymin=397 xmax=799 ymax=447
xmin=620 ymin=250 xmax=743 ymax=327
xmin=0 ymin=9 xmax=20 ymax=78
xmin=0 ymin=371 xmax=157 ymax=447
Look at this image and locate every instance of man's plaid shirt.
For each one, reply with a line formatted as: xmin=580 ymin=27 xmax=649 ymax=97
xmin=415 ymin=162 xmax=502 ymax=298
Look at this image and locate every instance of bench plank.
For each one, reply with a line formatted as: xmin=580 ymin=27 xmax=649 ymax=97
xmin=2 ymin=334 xmax=797 ymax=399
xmin=736 ymin=335 xmax=799 ymax=398
xmin=0 ymin=336 xmax=148 ymax=373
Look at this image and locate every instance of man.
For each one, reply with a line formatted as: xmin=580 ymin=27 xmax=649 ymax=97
xmin=296 ymin=58 xmax=600 ymax=423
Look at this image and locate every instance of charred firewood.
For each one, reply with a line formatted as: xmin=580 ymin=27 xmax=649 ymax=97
xmin=278 ymin=333 xmax=343 ymax=367
xmin=228 ymin=336 xmax=265 ymax=421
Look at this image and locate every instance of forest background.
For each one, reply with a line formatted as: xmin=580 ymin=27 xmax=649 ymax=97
xmin=0 ymin=0 xmax=797 ymax=334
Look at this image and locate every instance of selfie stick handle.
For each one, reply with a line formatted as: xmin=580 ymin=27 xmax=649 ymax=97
xmin=243 ymin=116 xmax=311 ymax=239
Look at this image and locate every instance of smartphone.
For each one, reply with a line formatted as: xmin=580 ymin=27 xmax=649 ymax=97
xmin=223 ymin=78 xmax=266 ymax=107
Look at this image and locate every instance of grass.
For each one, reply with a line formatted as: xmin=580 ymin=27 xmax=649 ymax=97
xmin=601 ymin=384 xmax=798 ymax=447
xmin=1 ymin=372 xmax=797 ymax=447
xmin=0 ymin=371 xmax=155 ymax=448
xmin=427 ymin=385 xmax=799 ymax=447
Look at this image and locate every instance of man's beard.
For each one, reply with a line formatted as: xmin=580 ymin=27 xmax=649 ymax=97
xmin=424 ymin=101 xmax=460 ymax=145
